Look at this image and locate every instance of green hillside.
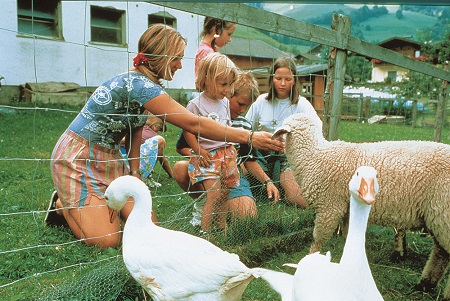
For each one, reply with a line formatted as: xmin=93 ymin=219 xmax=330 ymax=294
xmin=355 ymin=10 xmax=438 ymax=43
xmin=232 ymin=24 xmax=312 ymax=54
xmin=284 ymin=4 xmax=355 ymax=21
xmin=233 ymin=4 xmax=444 ymax=54
xmin=259 ymin=4 xmax=441 ymax=46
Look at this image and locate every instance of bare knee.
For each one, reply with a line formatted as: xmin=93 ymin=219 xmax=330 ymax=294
xmin=84 ymin=233 xmax=122 ymax=248
xmin=64 ymin=195 xmax=124 ymax=248
xmin=228 ymin=196 xmax=257 ymax=218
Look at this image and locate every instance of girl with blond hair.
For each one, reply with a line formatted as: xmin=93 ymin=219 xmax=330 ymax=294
xmin=183 ymin=52 xmax=240 ymax=232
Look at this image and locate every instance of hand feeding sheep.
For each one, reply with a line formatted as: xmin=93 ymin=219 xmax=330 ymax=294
xmin=273 ymin=113 xmax=450 ymax=299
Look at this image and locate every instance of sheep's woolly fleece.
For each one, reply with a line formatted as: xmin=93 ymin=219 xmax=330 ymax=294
xmin=273 ymin=113 xmax=450 ymax=298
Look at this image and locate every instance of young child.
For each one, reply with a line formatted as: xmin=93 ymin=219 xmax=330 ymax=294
xmin=173 ymin=71 xmax=280 ymax=227
xmin=139 ymin=114 xmax=173 ymax=187
xmin=120 ymin=113 xmax=172 ymax=189
xmin=195 ymin=17 xmax=236 ymax=77
xmin=184 ymin=52 xmax=239 ymax=232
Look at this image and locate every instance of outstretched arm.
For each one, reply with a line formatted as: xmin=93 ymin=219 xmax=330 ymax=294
xmin=144 ymin=94 xmax=284 ymax=152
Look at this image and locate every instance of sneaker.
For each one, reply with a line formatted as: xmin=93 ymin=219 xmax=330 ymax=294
xmin=190 ymin=193 xmax=206 ymax=227
xmin=44 ymin=191 xmax=68 ymax=227
xmin=144 ymin=176 xmax=162 ymax=189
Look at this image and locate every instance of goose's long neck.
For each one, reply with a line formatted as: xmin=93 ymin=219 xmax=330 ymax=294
xmin=126 ymin=185 xmax=154 ymax=226
xmin=340 ymin=196 xmax=371 ymax=266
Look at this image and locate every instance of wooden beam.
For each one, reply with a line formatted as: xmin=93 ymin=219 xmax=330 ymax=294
xmin=150 ymin=1 xmax=450 ymax=82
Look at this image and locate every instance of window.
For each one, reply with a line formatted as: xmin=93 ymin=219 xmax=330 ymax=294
xmin=91 ymin=6 xmax=125 ymax=45
xmin=17 ymin=0 xmax=62 ymax=38
xmin=301 ymin=82 xmax=313 ymax=97
xmin=300 ymin=82 xmax=314 ymax=103
xmin=148 ymin=11 xmax=177 ymax=29
xmin=388 ymin=71 xmax=397 ymax=82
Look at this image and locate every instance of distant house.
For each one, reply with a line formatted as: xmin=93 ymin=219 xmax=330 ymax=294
xmin=295 ymin=52 xmax=325 ymax=65
xmin=308 ymin=44 xmax=328 ymax=59
xmin=251 ymin=63 xmax=327 ymax=118
xmin=219 ymin=37 xmax=289 ymax=69
xmin=371 ymin=37 xmax=423 ymax=83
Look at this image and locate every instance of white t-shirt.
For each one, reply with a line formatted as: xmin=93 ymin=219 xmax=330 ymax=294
xmin=245 ymin=93 xmax=322 ymax=134
xmin=186 ymin=91 xmax=232 ymax=151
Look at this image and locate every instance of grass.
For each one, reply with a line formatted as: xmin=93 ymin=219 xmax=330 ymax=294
xmin=1 ymin=103 xmax=450 ymax=300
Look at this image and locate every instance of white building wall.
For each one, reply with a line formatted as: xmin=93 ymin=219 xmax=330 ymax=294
xmin=0 ymin=1 xmax=202 ymax=90
xmin=371 ymin=65 xmax=409 ymax=83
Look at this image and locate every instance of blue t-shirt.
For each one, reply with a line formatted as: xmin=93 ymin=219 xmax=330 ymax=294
xmin=68 ymin=72 xmax=166 ymax=149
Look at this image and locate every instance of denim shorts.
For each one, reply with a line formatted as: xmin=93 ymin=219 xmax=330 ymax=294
xmin=228 ymin=176 xmax=254 ymax=200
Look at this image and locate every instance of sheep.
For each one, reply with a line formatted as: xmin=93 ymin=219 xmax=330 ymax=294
xmin=273 ymin=113 xmax=450 ymax=299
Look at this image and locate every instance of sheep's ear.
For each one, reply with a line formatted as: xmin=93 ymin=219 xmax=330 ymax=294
xmin=272 ymin=125 xmax=291 ymax=140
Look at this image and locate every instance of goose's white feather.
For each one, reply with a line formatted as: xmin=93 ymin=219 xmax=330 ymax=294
xmin=105 ymin=175 xmax=290 ymax=301
xmin=289 ymin=166 xmax=383 ymax=301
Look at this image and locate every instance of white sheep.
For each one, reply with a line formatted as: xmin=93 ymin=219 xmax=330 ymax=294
xmin=273 ymin=113 xmax=450 ymax=299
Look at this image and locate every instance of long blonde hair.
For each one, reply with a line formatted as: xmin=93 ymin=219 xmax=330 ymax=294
xmin=196 ymin=52 xmax=238 ymax=94
xmin=135 ymin=24 xmax=186 ymax=84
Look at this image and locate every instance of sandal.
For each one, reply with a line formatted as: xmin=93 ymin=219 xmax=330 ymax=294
xmin=44 ymin=191 xmax=68 ymax=227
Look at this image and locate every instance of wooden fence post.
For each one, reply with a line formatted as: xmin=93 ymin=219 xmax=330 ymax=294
xmin=434 ymin=63 xmax=449 ymax=142
xmin=364 ymin=97 xmax=371 ymax=122
xmin=322 ymin=48 xmax=334 ymax=140
xmin=357 ymin=96 xmax=363 ymax=122
xmin=411 ymin=99 xmax=418 ymax=128
xmin=328 ymin=14 xmax=351 ymax=141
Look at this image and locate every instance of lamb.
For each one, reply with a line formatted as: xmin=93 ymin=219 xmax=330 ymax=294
xmin=273 ymin=113 xmax=450 ymax=299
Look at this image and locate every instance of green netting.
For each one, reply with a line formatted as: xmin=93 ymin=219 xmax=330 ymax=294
xmin=35 ymin=180 xmax=313 ymax=300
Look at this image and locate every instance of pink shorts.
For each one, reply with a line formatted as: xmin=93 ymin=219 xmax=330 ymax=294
xmin=188 ymin=145 xmax=240 ymax=188
xmin=51 ymin=130 xmax=128 ymax=207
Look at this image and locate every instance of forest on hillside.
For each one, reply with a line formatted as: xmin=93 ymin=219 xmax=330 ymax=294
xmin=245 ymin=3 xmax=449 ymax=45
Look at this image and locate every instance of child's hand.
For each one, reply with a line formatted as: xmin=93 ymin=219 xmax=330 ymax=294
xmin=198 ymin=149 xmax=212 ymax=168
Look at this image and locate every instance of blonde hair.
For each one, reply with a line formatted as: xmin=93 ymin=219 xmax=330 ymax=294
xmin=267 ymin=57 xmax=300 ymax=104
xmin=230 ymin=71 xmax=260 ymax=102
xmin=136 ymin=24 xmax=186 ymax=84
xmin=196 ymin=52 xmax=238 ymax=94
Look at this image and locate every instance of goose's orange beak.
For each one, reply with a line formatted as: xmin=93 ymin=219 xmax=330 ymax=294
xmin=109 ymin=208 xmax=117 ymax=223
xmin=358 ymin=177 xmax=376 ymax=205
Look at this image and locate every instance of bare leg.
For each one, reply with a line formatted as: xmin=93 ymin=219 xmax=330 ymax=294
xmin=280 ymin=170 xmax=307 ymax=208
xmin=58 ymin=195 xmax=123 ymax=248
xmin=215 ymin=187 xmax=230 ymax=230
xmin=227 ymin=196 xmax=257 ymax=219
xmin=201 ymin=179 xmax=229 ymax=232
xmin=173 ymin=160 xmax=205 ymax=199
xmin=156 ymin=137 xmax=173 ymax=178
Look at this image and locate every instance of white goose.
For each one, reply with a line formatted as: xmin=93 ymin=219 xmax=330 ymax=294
xmin=287 ymin=166 xmax=383 ymax=301
xmin=105 ymin=175 xmax=292 ymax=301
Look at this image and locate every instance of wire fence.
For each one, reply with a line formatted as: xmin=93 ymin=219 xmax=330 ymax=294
xmin=1 ymin=1 xmax=449 ymax=300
